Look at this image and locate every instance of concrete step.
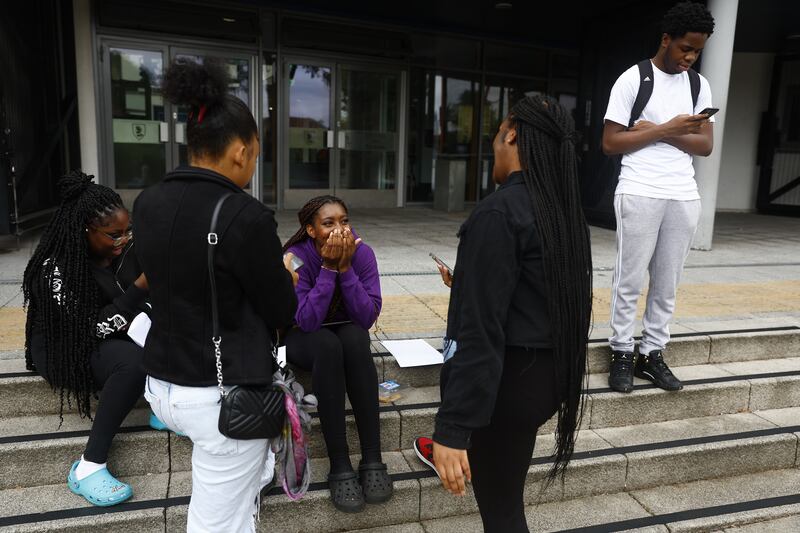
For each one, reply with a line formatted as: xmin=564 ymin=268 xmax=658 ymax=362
xmin=3 ymin=356 xmax=800 ymax=489
xmin=3 ymin=433 xmax=800 ymax=532
xmin=420 ymin=468 xmax=800 ymax=533
xmin=2 ymin=405 xmax=799 ymax=524
xmin=2 ymin=328 xmax=797 ymax=412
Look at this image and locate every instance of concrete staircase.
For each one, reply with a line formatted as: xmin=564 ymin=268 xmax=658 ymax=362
xmin=1 ymin=327 xmax=800 ymax=532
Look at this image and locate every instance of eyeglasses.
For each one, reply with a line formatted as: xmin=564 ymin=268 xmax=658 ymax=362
xmin=92 ymin=227 xmax=133 ymax=246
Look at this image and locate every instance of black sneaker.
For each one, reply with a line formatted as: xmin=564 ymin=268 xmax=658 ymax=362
xmin=635 ymin=350 xmax=683 ymax=391
xmin=608 ymin=351 xmax=635 ymax=393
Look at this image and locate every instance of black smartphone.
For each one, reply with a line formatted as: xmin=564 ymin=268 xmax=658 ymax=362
xmin=698 ymin=107 xmax=719 ymax=118
xmin=429 ymin=252 xmax=452 ymax=275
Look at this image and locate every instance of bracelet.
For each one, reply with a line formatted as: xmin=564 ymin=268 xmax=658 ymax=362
xmin=321 ymin=265 xmax=339 ymax=273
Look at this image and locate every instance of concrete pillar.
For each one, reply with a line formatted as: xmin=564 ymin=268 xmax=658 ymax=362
xmin=692 ymin=0 xmax=739 ymax=250
xmin=73 ymin=0 xmax=100 ymax=181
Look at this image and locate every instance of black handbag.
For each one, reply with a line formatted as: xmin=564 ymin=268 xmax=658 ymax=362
xmin=207 ymin=193 xmax=286 ymax=440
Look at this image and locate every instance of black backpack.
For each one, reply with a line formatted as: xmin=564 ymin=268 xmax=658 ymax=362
xmin=627 ymin=59 xmax=700 ymax=130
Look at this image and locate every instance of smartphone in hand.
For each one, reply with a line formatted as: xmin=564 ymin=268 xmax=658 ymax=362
xmin=698 ymin=107 xmax=719 ymax=118
xmin=284 ymin=254 xmax=304 ymax=272
xmin=429 ymin=252 xmax=452 ymax=275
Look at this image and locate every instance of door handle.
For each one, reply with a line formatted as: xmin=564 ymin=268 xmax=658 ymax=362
xmin=159 ymin=122 xmax=169 ymax=142
xmin=326 ymin=130 xmax=334 ymax=148
xmin=338 ymin=131 xmax=346 ymax=150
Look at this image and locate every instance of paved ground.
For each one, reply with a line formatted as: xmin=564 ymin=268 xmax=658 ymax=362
xmin=2 ymin=209 xmax=800 ymax=352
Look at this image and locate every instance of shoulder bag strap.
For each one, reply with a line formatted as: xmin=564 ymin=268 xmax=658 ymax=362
xmin=208 ymin=193 xmax=234 ymax=399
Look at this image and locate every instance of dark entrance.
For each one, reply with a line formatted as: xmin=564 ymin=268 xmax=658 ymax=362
xmin=757 ymin=54 xmax=800 ymax=216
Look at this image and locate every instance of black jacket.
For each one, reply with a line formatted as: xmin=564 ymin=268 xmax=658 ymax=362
xmin=133 ymin=167 xmax=297 ymax=387
xmin=28 ymin=242 xmax=147 ymax=379
xmin=434 ymin=171 xmax=551 ymax=449
xmin=91 ymin=243 xmax=149 ymax=340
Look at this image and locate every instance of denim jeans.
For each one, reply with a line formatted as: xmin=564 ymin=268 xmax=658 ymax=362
xmin=144 ymin=376 xmax=269 ymax=533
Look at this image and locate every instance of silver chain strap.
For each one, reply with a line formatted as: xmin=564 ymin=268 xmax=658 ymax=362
xmin=213 ymin=336 xmax=226 ymax=398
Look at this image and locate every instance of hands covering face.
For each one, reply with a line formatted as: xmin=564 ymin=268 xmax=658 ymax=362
xmin=320 ymin=227 xmax=362 ymax=272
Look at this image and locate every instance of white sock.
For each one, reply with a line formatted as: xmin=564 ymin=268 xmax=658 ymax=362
xmin=74 ymin=456 xmax=106 ymax=480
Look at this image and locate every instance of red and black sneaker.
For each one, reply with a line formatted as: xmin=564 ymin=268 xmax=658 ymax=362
xmin=413 ymin=437 xmax=438 ymax=475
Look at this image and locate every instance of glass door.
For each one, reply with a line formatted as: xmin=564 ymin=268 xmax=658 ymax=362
xmin=335 ymin=65 xmax=400 ymax=206
xmin=103 ymin=44 xmax=170 ymax=190
xmin=170 ymin=49 xmax=254 ymax=171
xmin=100 ymin=40 xmax=258 ymax=200
xmin=283 ymin=60 xmax=335 ymax=208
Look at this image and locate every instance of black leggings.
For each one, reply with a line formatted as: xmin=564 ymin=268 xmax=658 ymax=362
xmin=285 ymin=323 xmax=381 ymax=474
xmin=31 ymin=336 xmax=146 ymax=463
xmin=443 ymin=347 xmax=559 ymax=533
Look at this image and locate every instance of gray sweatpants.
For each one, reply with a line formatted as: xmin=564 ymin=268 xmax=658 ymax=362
xmin=609 ymin=194 xmax=701 ymax=355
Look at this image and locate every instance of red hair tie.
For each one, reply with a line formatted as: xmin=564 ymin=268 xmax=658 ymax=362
xmin=197 ymin=105 xmax=207 ymax=124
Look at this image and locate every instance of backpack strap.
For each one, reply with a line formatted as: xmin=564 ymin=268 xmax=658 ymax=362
xmin=688 ymin=68 xmax=701 ymax=111
xmin=629 ymin=59 xmax=654 ymax=128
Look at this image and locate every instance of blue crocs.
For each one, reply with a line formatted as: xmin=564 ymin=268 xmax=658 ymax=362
xmin=149 ymin=412 xmax=185 ymax=436
xmin=67 ymin=461 xmax=133 ymax=507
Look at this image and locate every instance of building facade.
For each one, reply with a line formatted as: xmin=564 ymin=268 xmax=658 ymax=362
xmin=1 ymin=0 xmax=798 ymax=247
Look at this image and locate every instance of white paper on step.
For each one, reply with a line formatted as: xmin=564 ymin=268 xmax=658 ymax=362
xmin=380 ymin=339 xmax=443 ymax=368
xmin=127 ymin=312 xmax=151 ymax=348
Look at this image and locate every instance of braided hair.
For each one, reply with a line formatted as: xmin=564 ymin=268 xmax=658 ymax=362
xmin=282 ymin=195 xmax=349 ymax=253
xmin=508 ymin=95 xmax=593 ymax=480
xmin=23 ymin=171 xmax=125 ymax=419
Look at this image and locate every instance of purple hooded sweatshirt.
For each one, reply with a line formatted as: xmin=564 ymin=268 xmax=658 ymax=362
xmin=286 ymin=231 xmax=382 ymax=332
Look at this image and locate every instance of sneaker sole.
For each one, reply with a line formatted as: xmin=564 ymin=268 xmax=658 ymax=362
xmin=413 ymin=443 xmax=439 ymax=477
xmin=635 ymin=369 xmax=683 ymax=391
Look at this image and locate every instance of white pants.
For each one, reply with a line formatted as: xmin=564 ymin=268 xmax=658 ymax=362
xmin=144 ymin=376 xmax=269 ymax=533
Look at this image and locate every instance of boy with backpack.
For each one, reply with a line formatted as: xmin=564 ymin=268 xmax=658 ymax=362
xmin=603 ymin=1 xmax=716 ymax=393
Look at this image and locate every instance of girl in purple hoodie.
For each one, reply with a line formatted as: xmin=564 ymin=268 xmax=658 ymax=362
xmin=282 ymin=195 xmax=392 ymax=513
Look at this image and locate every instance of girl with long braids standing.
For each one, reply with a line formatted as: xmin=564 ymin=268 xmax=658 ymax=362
xmin=133 ymin=58 xmax=296 ymax=532
xmin=283 ymin=196 xmax=392 ymax=513
xmin=430 ymin=95 xmax=592 ymax=532
xmin=23 ymin=171 xmax=152 ymax=506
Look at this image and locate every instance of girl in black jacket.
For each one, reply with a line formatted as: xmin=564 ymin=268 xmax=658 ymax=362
xmin=23 ymin=172 xmax=153 ymax=506
xmin=133 ymin=59 xmax=297 ymax=532
xmin=431 ymin=95 xmax=593 ymax=532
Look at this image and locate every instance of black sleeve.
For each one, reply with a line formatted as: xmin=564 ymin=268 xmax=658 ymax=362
xmin=234 ymin=210 xmax=298 ymax=329
xmin=95 ymin=285 xmax=148 ymax=339
xmin=433 ymin=209 xmax=520 ymax=449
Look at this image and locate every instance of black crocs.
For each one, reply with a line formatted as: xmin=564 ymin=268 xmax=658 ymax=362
xmin=358 ymin=462 xmax=394 ymax=504
xmin=327 ymin=470 xmax=365 ymax=513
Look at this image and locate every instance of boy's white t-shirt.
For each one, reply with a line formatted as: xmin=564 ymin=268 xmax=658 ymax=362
xmin=604 ymin=61 xmax=714 ymax=201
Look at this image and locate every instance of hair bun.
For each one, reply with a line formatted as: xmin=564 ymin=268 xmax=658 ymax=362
xmin=163 ymin=57 xmax=228 ymax=108
xmin=58 ymin=171 xmax=95 ymax=203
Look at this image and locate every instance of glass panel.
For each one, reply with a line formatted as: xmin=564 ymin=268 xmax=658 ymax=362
xmin=337 ymin=68 xmax=398 ymax=190
xmin=262 ymin=54 xmax=278 ymax=203
xmin=479 ymin=77 xmax=547 ymax=199
xmin=407 ymin=68 xmax=479 ymax=203
xmin=288 ymin=64 xmax=331 ymax=189
xmin=109 ymin=47 xmax=166 ymax=188
xmin=173 ymin=54 xmax=251 ymax=168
